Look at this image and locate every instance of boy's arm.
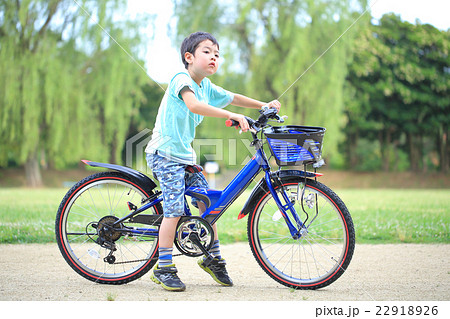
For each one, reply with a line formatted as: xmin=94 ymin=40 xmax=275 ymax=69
xmin=181 ymin=89 xmax=250 ymax=132
xmin=231 ymin=93 xmax=281 ymax=112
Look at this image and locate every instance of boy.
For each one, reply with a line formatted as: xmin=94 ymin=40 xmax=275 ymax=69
xmin=145 ymin=32 xmax=280 ymax=291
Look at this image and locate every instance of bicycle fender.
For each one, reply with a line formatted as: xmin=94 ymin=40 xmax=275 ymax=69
xmin=237 ymin=170 xmax=322 ymax=220
xmin=81 ymin=160 xmax=157 ymax=190
xmin=237 ymin=178 xmax=268 ymax=220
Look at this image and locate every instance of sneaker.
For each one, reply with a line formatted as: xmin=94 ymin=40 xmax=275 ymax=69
xmin=150 ymin=264 xmax=186 ymax=291
xmin=198 ymin=257 xmax=233 ymax=286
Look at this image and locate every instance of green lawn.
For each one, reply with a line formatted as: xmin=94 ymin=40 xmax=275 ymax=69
xmin=0 ymin=187 xmax=448 ymax=244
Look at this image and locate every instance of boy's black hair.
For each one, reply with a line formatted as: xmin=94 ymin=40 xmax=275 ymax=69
xmin=180 ymin=32 xmax=219 ymax=69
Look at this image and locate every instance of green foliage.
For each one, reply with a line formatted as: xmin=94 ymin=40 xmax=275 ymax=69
xmin=1 ymin=0 xmax=448 ymax=186
xmin=173 ymin=0 xmax=368 ymax=167
xmin=0 ymin=0 xmax=153 ymax=185
xmin=343 ymin=14 xmax=450 ymax=172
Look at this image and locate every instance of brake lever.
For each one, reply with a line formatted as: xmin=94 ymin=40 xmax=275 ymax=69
xmin=268 ymin=115 xmax=287 ymax=123
xmin=239 ymin=128 xmax=257 ymax=134
xmin=279 ymin=115 xmax=288 ymax=123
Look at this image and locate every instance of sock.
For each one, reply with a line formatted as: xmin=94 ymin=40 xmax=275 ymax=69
xmin=209 ymin=240 xmax=221 ymax=259
xmin=158 ymin=247 xmax=173 ymax=267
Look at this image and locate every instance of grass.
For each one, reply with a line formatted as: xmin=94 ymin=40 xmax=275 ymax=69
xmin=0 ymin=187 xmax=448 ymax=244
xmin=338 ymin=189 xmax=449 ymax=243
xmin=0 ymin=188 xmax=67 ymax=243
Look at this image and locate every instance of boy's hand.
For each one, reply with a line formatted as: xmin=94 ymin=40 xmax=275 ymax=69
xmin=263 ymin=100 xmax=281 ymax=112
xmin=228 ymin=113 xmax=250 ymax=132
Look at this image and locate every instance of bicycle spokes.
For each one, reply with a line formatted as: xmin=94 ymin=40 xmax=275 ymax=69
xmin=248 ymin=177 xmax=355 ymax=289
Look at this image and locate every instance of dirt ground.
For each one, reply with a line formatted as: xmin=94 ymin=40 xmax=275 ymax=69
xmin=0 ymin=243 xmax=448 ymax=301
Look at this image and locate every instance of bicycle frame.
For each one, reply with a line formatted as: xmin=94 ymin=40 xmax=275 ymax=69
xmin=117 ymin=133 xmax=306 ymax=240
xmin=58 ymin=107 xmax=355 ymax=289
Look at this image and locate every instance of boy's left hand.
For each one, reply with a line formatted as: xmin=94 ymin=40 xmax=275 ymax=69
xmin=264 ymin=100 xmax=281 ymax=112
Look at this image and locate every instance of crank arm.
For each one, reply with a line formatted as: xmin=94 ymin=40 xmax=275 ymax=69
xmin=188 ymin=232 xmax=214 ymax=266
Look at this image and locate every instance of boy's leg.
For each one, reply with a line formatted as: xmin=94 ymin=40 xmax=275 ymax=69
xmin=186 ymin=172 xmax=233 ymax=286
xmin=157 ymin=216 xmax=180 ymax=266
xmin=197 ymin=201 xmax=219 ymax=241
xmin=147 ymin=153 xmax=186 ymax=291
xmin=151 ymin=216 xmax=186 ymax=291
xmin=159 ymin=216 xmax=181 ymax=248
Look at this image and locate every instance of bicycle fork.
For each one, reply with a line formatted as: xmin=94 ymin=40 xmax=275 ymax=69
xmin=265 ymin=172 xmax=307 ymax=240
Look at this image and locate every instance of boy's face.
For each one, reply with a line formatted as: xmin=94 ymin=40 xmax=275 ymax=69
xmin=185 ymin=40 xmax=219 ymax=77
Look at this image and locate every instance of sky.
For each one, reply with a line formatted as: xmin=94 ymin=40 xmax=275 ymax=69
xmin=125 ymin=0 xmax=450 ymax=84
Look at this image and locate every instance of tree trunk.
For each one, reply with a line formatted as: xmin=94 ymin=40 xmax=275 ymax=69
xmin=348 ymin=131 xmax=358 ymax=168
xmin=439 ymin=126 xmax=449 ymax=173
xmin=25 ymin=153 xmax=43 ymax=187
xmin=422 ymin=135 xmax=428 ymax=173
xmin=382 ymin=129 xmax=391 ymax=171
xmin=408 ymin=132 xmax=420 ymax=171
xmin=392 ymin=139 xmax=400 ymax=171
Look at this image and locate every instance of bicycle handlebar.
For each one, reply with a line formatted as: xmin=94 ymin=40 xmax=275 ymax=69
xmin=225 ymin=106 xmax=285 ymax=132
xmin=225 ymin=119 xmax=239 ymax=127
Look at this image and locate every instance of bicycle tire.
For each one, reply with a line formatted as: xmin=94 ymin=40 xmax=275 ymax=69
xmin=247 ymin=175 xmax=355 ymax=289
xmin=55 ymin=171 xmax=162 ymax=285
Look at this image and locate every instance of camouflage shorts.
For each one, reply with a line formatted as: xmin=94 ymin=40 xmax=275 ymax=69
xmin=146 ymin=152 xmax=208 ymax=218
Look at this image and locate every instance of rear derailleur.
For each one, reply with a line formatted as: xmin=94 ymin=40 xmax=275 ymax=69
xmin=88 ymin=215 xmax=123 ymax=264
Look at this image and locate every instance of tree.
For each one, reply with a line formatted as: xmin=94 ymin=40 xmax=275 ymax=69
xmin=344 ymin=14 xmax=449 ymax=172
xmin=172 ymin=0 xmax=368 ymax=167
xmin=0 ymin=0 xmax=152 ymax=186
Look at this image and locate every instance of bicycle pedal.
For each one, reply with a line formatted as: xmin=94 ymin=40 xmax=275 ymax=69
xmin=201 ymin=255 xmax=214 ymax=267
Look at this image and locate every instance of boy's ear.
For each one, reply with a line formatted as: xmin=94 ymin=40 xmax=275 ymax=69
xmin=184 ymin=51 xmax=194 ymax=65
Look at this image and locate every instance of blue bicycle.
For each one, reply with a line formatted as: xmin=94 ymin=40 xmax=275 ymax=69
xmin=55 ymin=107 xmax=355 ymax=289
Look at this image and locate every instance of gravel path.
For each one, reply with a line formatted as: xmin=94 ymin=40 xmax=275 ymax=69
xmin=0 ymin=243 xmax=448 ymax=301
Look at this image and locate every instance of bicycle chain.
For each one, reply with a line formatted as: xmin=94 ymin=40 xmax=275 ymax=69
xmin=111 ymin=253 xmax=184 ymax=265
xmin=100 ymin=216 xmax=211 ymax=265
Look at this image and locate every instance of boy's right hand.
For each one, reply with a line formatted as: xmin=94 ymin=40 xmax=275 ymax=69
xmin=228 ymin=113 xmax=250 ymax=132
xmin=263 ymin=100 xmax=281 ymax=112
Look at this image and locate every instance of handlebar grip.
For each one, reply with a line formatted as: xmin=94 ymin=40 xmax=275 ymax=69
xmin=225 ymin=119 xmax=239 ymax=127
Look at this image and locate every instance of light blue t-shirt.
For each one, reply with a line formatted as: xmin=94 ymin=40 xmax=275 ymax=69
xmin=145 ymin=72 xmax=234 ymax=164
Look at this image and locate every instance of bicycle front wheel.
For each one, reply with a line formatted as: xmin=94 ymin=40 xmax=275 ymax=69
xmin=55 ymin=171 xmax=161 ymax=284
xmin=247 ymin=176 xmax=355 ymax=289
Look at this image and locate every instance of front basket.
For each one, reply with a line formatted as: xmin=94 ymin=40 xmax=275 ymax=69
xmin=263 ymin=125 xmax=326 ymax=166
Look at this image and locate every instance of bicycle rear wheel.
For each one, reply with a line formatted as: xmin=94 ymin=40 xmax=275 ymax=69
xmin=247 ymin=176 xmax=355 ymax=289
xmin=55 ymin=171 xmax=161 ymax=284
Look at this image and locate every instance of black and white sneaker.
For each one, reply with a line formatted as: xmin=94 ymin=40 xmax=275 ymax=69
xmin=198 ymin=257 xmax=233 ymax=286
xmin=151 ymin=264 xmax=186 ymax=292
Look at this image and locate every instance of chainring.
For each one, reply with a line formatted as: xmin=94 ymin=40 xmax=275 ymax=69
xmin=174 ymin=216 xmax=214 ymax=257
